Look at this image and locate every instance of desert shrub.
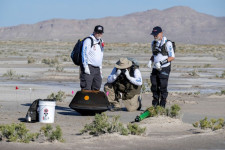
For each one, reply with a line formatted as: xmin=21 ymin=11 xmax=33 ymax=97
xmin=215 ymin=90 xmax=225 ymax=96
xmin=119 ymin=127 xmax=129 ymax=136
xmin=210 ymin=118 xmax=217 ymax=126
xmin=188 ymin=69 xmax=199 ymax=77
xmin=2 ymin=69 xmax=16 ymax=79
xmin=165 ymin=108 xmax=170 ymax=116
xmin=147 ymin=106 xmax=157 ymax=117
xmin=108 ymin=115 xmax=126 ymax=133
xmin=194 ymin=91 xmax=200 ymax=95
xmin=40 ymin=124 xmax=53 ymax=137
xmin=221 ymin=71 xmax=225 ymax=78
xmin=0 ymin=123 xmax=38 ymax=143
xmin=80 ymin=113 xmax=145 ymax=136
xmin=127 ymin=123 xmax=146 ymax=135
xmin=39 ymin=125 xmax=64 ymax=142
xmin=49 ymin=126 xmax=64 ymax=142
xmin=2 ymin=70 xmax=28 ymax=80
xmin=0 ymin=123 xmax=64 ymax=143
xmin=193 ymin=117 xmax=225 ymax=131
xmin=216 ymin=71 xmax=225 ymax=79
xmin=199 ymin=117 xmax=212 ymax=129
xmin=47 ymin=90 xmax=66 ymax=102
xmin=155 ymin=106 xmax=166 ymax=115
xmin=203 ymin=64 xmax=211 ymax=68
xmin=27 ymin=56 xmax=36 ymax=64
xmin=170 ymin=104 xmax=181 ymax=118
xmin=192 ymin=122 xmax=199 ymax=128
xmin=56 ymin=65 xmax=64 ymax=72
xmin=193 ymin=65 xmax=201 ymax=68
xmin=141 ymin=80 xmax=151 ymax=93
xmin=81 ymin=113 xmax=110 ymax=136
xmin=141 ymin=84 xmax=146 ymax=93
xmin=41 ymin=58 xmax=59 ymax=66
xmin=146 ymin=104 xmax=181 ymax=118
xmin=221 ymin=90 xmax=225 ymax=95
xmin=62 ymin=56 xmax=70 ymax=62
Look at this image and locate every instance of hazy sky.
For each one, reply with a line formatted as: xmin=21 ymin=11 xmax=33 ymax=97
xmin=0 ymin=0 xmax=225 ymax=27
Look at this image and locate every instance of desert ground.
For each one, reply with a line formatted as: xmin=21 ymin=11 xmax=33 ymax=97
xmin=0 ymin=41 xmax=225 ymax=150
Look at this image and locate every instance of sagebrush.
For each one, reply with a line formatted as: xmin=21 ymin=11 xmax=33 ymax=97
xmin=0 ymin=123 xmax=38 ymax=143
xmin=146 ymin=104 xmax=181 ymax=118
xmin=193 ymin=117 xmax=224 ymax=131
xmin=47 ymin=90 xmax=66 ymax=102
xmin=0 ymin=123 xmax=64 ymax=143
xmin=80 ymin=113 xmax=146 ymax=136
xmin=40 ymin=124 xmax=64 ymax=142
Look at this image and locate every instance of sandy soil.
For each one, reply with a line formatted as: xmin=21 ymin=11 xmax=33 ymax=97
xmin=0 ymin=41 xmax=225 ymax=150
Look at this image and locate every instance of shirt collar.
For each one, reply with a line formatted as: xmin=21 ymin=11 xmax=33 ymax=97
xmin=90 ymin=34 xmax=100 ymax=44
xmin=159 ymin=36 xmax=167 ymax=46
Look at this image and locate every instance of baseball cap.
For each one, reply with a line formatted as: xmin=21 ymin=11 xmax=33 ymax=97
xmin=94 ymin=25 xmax=104 ymax=34
xmin=151 ymin=26 xmax=162 ymax=36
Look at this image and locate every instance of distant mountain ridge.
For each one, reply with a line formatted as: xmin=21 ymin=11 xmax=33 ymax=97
xmin=0 ymin=6 xmax=225 ymax=44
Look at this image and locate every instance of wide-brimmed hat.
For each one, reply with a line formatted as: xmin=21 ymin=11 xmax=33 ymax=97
xmin=115 ymin=58 xmax=132 ymax=69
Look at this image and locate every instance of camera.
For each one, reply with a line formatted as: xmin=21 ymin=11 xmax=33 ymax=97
xmin=120 ymin=69 xmax=126 ymax=74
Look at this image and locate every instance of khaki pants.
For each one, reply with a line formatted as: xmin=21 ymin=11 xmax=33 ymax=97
xmin=104 ymin=83 xmax=140 ymax=112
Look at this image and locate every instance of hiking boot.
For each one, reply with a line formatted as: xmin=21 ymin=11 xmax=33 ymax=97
xmin=160 ymin=99 xmax=166 ymax=108
xmin=110 ymin=107 xmax=122 ymax=112
xmin=137 ymin=95 xmax=142 ymax=110
xmin=152 ymin=99 xmax=159 ymax=107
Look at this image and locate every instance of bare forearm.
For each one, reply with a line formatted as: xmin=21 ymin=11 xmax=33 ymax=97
xmin=167 ymin=57 xmax=175 ymax=62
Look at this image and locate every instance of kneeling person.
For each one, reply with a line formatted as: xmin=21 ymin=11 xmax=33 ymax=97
xmin=104 ymin=58 xmax=142 ymax=112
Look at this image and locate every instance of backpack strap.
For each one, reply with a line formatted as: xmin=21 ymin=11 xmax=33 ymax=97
xmin=165 ymin=40 xmax=175 ymax=53
xmin=161 ymin=40 xmax=170 ymax=56
xmin=83 ymin=37 xmax=94 ymax=47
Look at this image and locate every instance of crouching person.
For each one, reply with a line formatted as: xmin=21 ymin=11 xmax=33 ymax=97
xmin=104 ymin=58 xmax=142 ymax=112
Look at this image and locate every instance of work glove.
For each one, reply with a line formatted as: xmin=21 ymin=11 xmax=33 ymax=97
xmin=84 ymin=66 xmax=90 ymax=74
xmin=116 ymin=69 xmax=121 ymax=76
xmin=113 ymin=69 xmax=121 ymax=80
xmin=125 ymin=69 xmax=132 ymax=80
xmin=147 ymin=60 xmax=152 ymax=69
xmin=154 ymin=62 xmax=162 ymax=71
xmin=100 ymin=66 xmax=103 ymax=79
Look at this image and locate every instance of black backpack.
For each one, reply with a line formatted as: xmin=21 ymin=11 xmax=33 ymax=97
xmin=26 ymin=99 xmax=40 ymax=122
xmin=153 ymin=40 xmax=176 ymax=56
xmin=71 ymin=37 xmax=93 ymax=66
xmin=168 ymin=40 xmax=176 ymax=53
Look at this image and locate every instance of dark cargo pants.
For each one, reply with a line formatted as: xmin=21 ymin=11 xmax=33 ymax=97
xmin=150 ymin=65 xmax=171 ymax=107
xmin=80 ymin=64 xmax=102 ymax=90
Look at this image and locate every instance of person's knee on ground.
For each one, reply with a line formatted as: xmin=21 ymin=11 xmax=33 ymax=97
xmin=123 ymin=94 xmax=140 ymax=112
xmin=104 ymin=83 xmax=121 ymax=108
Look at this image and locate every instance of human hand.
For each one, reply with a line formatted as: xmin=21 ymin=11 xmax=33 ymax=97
xmin=84 ymin=66 xmax=90 ymax=74
xmin=116 ymin=69 xmax=121 ymax=76
xmin=100 ymin=66 xmax=103 ymax=79
xmin=155 ymin=62 xmax=162 ymax=71
xmin=125 ymin=69 xmax=131 ymax=79
xmin=147 ymin=60 xmax=152 ymax=69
